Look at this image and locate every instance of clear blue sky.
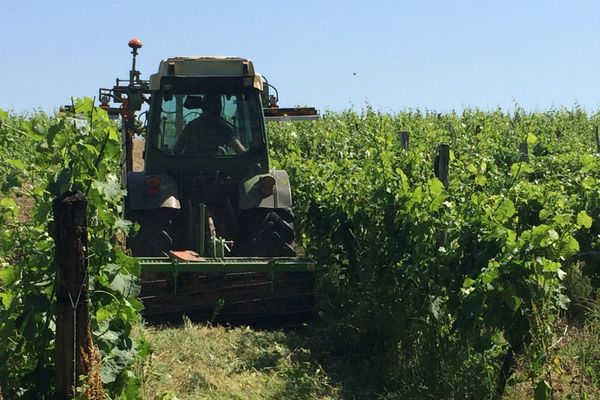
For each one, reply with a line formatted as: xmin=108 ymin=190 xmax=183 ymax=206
xmin=1 ymin=1 xmax=599 ymax=114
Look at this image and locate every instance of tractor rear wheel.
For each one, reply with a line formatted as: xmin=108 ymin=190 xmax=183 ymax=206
xmin=238 ymin=208 xmax=296 ymax=257
xmin=127 ymin=208 xmax=174 ymax=257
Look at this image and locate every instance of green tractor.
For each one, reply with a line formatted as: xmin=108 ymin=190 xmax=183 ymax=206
xmin=99 ymin=38 xmax=317 ymax=323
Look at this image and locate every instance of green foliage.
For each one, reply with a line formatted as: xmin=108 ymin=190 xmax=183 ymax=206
xmin=269 ymin=107 xmax=600 ymax=398
xmin=2 ymin=103 xmax=599 ymax=398
xmin=0 ymin=110 xmax=45 ymax=192
xmin=0 ymin=99 xmax=142 ymax=398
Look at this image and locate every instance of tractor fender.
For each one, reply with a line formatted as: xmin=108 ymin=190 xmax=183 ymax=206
xmin=239 ymin=169 xmax=292 ymax=210
xmin=126 ymin=171 xmax=181 ymax=211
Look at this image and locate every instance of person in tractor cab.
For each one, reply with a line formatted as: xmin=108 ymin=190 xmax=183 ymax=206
xmin=173 ymin=94 xmax=246 ymax=155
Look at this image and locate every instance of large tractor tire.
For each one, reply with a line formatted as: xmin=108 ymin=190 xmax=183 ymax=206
xmin=238 ymin=208 xmax=296 ymax=257
xmin=127 ymin=208 xmax=174 ymax=257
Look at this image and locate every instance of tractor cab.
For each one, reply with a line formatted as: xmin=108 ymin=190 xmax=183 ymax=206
xmin=143 ymin=62 xmax=271 ymax=177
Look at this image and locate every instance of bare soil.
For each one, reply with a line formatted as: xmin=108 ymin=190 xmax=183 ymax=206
xmin=133 ymin=138 xmax=144 ymax=171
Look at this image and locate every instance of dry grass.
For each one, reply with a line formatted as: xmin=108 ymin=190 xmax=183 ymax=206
xmin=77 ymin=335 xmax=106 ymax=400
xmin=504 ymin=311 xmax=600 ymax=399
xmin=134 ymin=318 xmax=341 ymax=400
xmin=13 ymin=184 xmax=34 ymax=223
xmin=133 ymin=138 xmax=144 ymax=172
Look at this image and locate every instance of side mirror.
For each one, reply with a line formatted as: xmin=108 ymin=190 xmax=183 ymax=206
xmin=260 ymin=85 xmax=270 ymax=107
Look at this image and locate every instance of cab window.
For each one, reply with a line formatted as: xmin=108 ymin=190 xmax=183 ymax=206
xmin=152 ymin=91 xmax=264 ymax=156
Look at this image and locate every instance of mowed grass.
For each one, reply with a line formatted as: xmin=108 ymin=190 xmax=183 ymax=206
xmin=134 ymin=318 xmax=342 ymax=400
xmin=134 ymin=310 xmax=600 ymax=400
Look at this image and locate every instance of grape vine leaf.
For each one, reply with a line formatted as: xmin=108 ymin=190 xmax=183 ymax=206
xmin=576 ymin=210 xmax=592 ymax=229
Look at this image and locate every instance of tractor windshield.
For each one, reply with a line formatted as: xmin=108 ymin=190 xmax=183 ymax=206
xmin=150 ymin=86 xmax=265 ymax=157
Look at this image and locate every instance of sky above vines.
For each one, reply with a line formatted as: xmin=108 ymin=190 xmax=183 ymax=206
xmin=1 ymin=0 xmax=599 ymax=114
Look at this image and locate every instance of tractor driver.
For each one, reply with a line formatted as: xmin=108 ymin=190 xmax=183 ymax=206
xmin=173 ymin=94 xmax=246 ymax=155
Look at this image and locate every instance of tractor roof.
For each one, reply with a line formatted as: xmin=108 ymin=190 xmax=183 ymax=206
xmin=149 ymin=56 xmax=263 ymax=91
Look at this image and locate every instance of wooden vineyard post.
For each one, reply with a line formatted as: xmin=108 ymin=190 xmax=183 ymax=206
xmin=595 ymin=126 xmax=600 ymax=153
xmin=53 ymin=192 xmax=92 ymax=399
xmin=434 ymin=144 xmax=450 ymax=247
xmin=399 ymin=131 xmax=410 ymax=150
xmin=435 ymin=143 xmax=450 ymax=188
xmin=519 ymin=142 xmax=529 ymax=162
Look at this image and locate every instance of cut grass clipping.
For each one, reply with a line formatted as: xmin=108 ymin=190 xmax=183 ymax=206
xmin=135 ymin=318 xmax=340 ymax=400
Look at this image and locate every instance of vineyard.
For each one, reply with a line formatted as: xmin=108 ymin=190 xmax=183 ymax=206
xmin=0 ymin=101 xmax=599 ymax=398
xmin=271 ymin=108 xmax=600 ymax=398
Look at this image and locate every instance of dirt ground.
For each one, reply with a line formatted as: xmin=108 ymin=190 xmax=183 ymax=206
xmin=132 ymin=138 xmax=144 ymax=171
